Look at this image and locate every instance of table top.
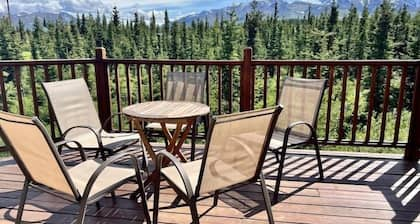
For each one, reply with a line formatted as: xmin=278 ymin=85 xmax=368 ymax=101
xmin=123 ymin=101 xmax=210 ymax=122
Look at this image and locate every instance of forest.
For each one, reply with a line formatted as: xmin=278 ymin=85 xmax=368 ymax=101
xmin=0 ymin=0 xmax=419 ymax=149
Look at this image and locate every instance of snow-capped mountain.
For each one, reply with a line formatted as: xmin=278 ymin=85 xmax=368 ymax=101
xmin=178 ymin=0 xmax=420 ymax=24
xmin=0 ymin=0 xmax=418 ymax=27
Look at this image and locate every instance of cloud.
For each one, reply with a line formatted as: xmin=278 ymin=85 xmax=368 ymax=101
xmin=3 ymin=0 xmax=250 ymax=21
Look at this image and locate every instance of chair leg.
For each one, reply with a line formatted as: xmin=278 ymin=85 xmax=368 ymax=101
xmin=95 ymin=201 xmax=101 ymax=210
xmin=191 ymin=119 xmax=197 ymax=161
xmin=273 ymin=147 xmax=287 ymax=202
xmin=16 ymin=179 xmax=29 ymax=223
xmin=274 ymin=151 xmax=280 ymax=163
xmin=137 ymin=179 xmax=151 ymax=224
xmin=76 ymin=199 xmax=88 ymax=224
xmin=313 ymin=136 xmax=324 ymax=180
xmin=98 ymin=147 xmax=107 ymax=161
xmin=213 ymin=190 xmax=219 ymax=207
xmin=111 ymin=191 xmax=117 ymax=204
xmin=260 ymin=173 xmax=275 ymax=224
xmin=153 ymin=178 xmax=161 ymax=224
xmin=189 ymin=200 xmax=200 ymax=224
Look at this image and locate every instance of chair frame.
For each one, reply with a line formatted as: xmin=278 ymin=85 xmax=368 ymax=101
xmin=0 ymin=115 xmax=150 ymax=224
xmin=153 ymin=106 xmax=282 ymax=224
xmin=42 ymin=79 xmax=139 ymax=160
xmin=270 ymin=77 xmax=327 ymax=201
xmin=146 ymin=72 xmax=209 ymax=161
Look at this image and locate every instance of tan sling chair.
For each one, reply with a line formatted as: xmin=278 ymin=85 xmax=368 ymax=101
xmin=145 ymin=72 xmax=207 ymax=160
xmin=269 ymin=77 xmax=327 ymax=201
xmin=153 ymin=106 xmax=282 ymax=224
xmin=0 ymin=112 xmax=150 ymax=224
xmin=42 ymin=78 xmax=140 ymax=160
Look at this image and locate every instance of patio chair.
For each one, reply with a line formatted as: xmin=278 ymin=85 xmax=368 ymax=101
xmin=42 ymin=78 xmax=140 ymax=160
xmin=270 ymin=77 xmax=327 ymax=201
xmin=145 ymin=72 xmax=207 ymax=160
xmin=153 ymin=106 xmax=282 ymax=224
xmin=0 ymin=111 xmax=150 ymax=224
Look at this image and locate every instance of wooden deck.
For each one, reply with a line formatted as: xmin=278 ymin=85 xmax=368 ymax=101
xmin=0 ymin=146 xmax=419 ymax=224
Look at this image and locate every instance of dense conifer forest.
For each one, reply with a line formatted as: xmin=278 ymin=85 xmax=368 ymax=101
xmin=0 ymin=0 xmax=419 ymax=147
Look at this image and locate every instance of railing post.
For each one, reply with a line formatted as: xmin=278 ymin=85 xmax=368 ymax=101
xmin=240 ymin=47 xmax=253 ymax=111
xmin=94 ymin=47 xmax=112 ymax=131
xmin=406 ymin=62 xmax=420 ymax=161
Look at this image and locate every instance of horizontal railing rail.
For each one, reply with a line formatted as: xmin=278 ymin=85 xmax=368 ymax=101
xmin=0 ymin=47 xmax=419 ymax=160
xmin=251 ymin=60 xmax=419 ymax=148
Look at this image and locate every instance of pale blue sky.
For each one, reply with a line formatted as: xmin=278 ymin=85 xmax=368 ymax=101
xmin=2 ymin=0 xmax=252 ymax=19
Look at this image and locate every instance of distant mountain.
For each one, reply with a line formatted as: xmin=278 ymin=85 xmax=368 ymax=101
xmin=178 ymin=0 xmax=420 ymax=24
xmin=0 ymin=12 xmax=74 ymax=28
xmin=0 ymin=0 xmax=418 ymax=27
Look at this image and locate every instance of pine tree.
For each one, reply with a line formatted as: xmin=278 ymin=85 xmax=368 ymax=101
xmin=392 ymin=5 xmax=410 ymax=59
xmin=369 ymin=0 xmax=394 ymax=113
xmin=355 ymin=5 xmax=369 ymax=59
xmin=327 ymin=0 xmax=339 ymax=51
xmin=169 ymin=22 xmax=179 ymax=59
xmin=343 ymin=5 xmax=358 ymax=59
xmin=244 ymin=0 xmax=262 ymax=56
xmin=112 ymin=6 xmax=120 ymax=29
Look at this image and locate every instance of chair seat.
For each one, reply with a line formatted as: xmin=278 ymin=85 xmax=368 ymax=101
xmin=68 ymin=160 xmax=135 ymax=197
xmin=269 ymin=130 xmax=310 ymax=150
xmin=67 ymin=131 xmax=140 ymax=149
xmin=161 ymin=160 xmax=201 ymax=195
xmin=145 ymin=122 xmax=187 ymax=131
xmin=161 ymin=159 xmax=249 ymax=196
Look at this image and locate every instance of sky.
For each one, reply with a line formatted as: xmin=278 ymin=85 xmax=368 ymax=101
xmin=104 ymin=0 xmax=251 ymax=19
xmin=1 ymin=0 xmax=252 ymax=20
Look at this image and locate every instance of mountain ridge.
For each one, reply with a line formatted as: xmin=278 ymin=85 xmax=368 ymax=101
xmin=1 ymin=0 xmax=418 ymax=27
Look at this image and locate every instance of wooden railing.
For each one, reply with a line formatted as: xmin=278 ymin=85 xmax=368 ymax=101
xmin=0 ymin=47 xmax=419 ymax=160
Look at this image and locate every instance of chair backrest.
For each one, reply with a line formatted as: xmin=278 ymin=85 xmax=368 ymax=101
xmin=276 ymin=77 xmax=327 ymax=138
xmin=196 ymin=106 xmax=282 ymax=195
xmin=42 ymin=78 xmax=102 ymax=139
xmin=0 ymin=112 xmax=77 ymax=197
xmin=165 ymin=72 xmax=206 ymax=103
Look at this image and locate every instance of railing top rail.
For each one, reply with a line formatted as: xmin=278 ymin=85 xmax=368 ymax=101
xmin=0 ymin=59 xmax=96 ymax=66
xmin=1 ymin=58 xmax=418 ymax=67
xmin=252 ymin=59 xmax=420 ymax=66
xmin=104 ymin=58 xmax=243 ymax=66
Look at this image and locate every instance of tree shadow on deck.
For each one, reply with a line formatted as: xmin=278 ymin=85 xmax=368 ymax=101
xmin=207 ymin=152 xmax=420 ymax=223
xmin=259 ymin=152 xmax=420 ymax=223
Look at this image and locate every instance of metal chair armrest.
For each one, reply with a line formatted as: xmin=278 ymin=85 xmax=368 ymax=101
xmin=99 ymin=112 xmax=123 ymax=135
xmin=81 ymin=152 xmax=144 ymax=201
xmin=63 ymin=125 xmax=102 ymax=147
xmin=282 ymin=121 xmax=316 ymax=149
xmin=55 ymin=139 xmax=87 ymax=161
xmin=156 ymin=151 xmax=194 ymax=199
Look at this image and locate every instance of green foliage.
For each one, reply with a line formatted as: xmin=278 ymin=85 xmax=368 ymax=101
xmin=0 ymin=0 xmax=418 ymax=153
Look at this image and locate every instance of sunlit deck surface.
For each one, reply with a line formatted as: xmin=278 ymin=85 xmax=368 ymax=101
xmin=0 ymin=145 xmax=419 ymax=224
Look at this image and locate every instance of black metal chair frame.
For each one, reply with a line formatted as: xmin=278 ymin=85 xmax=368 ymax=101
xmin=145 ymin=72 xmax=209 ymax=161
xmin=42 ymin=82 xmax=139 ymax=160
xmin=270 ymin=78 xmax=328 ymax=202
xmin=153 ymin=106 xmax=282 ymax=224
xmin=0 ymin=116 xmax=151 ymax=224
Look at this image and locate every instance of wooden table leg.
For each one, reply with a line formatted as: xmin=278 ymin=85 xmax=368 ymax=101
xmin=160 ymin=119 xmax=193 ymax=164
xmin=172 ymin=120 xmax=193 ymax=162
xmin=133 ymin=120 xmax=156 ymax=162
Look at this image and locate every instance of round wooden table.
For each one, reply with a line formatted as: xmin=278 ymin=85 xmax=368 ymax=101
xmin=123 ymin=100 xmax=210 ymax=165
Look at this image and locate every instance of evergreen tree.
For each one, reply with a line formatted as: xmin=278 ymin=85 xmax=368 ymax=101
xmin=327 ymin=0 xmax=339 ymax=51
xmin=355 ymin=5 xmax=369 ymax=59
xmin=369 ymin=0 xmax=394 ymax=113
xmin=245 ymin=0 xmax=262 ymax=55
xmin=392 ymin=5 xmax=410 ymax=59
xmin=169 ymin=22 xmax=179 ymax=59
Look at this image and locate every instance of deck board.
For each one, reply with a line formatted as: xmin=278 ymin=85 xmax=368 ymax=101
xmin=0 ymin=146 xmax=419 ymax=224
